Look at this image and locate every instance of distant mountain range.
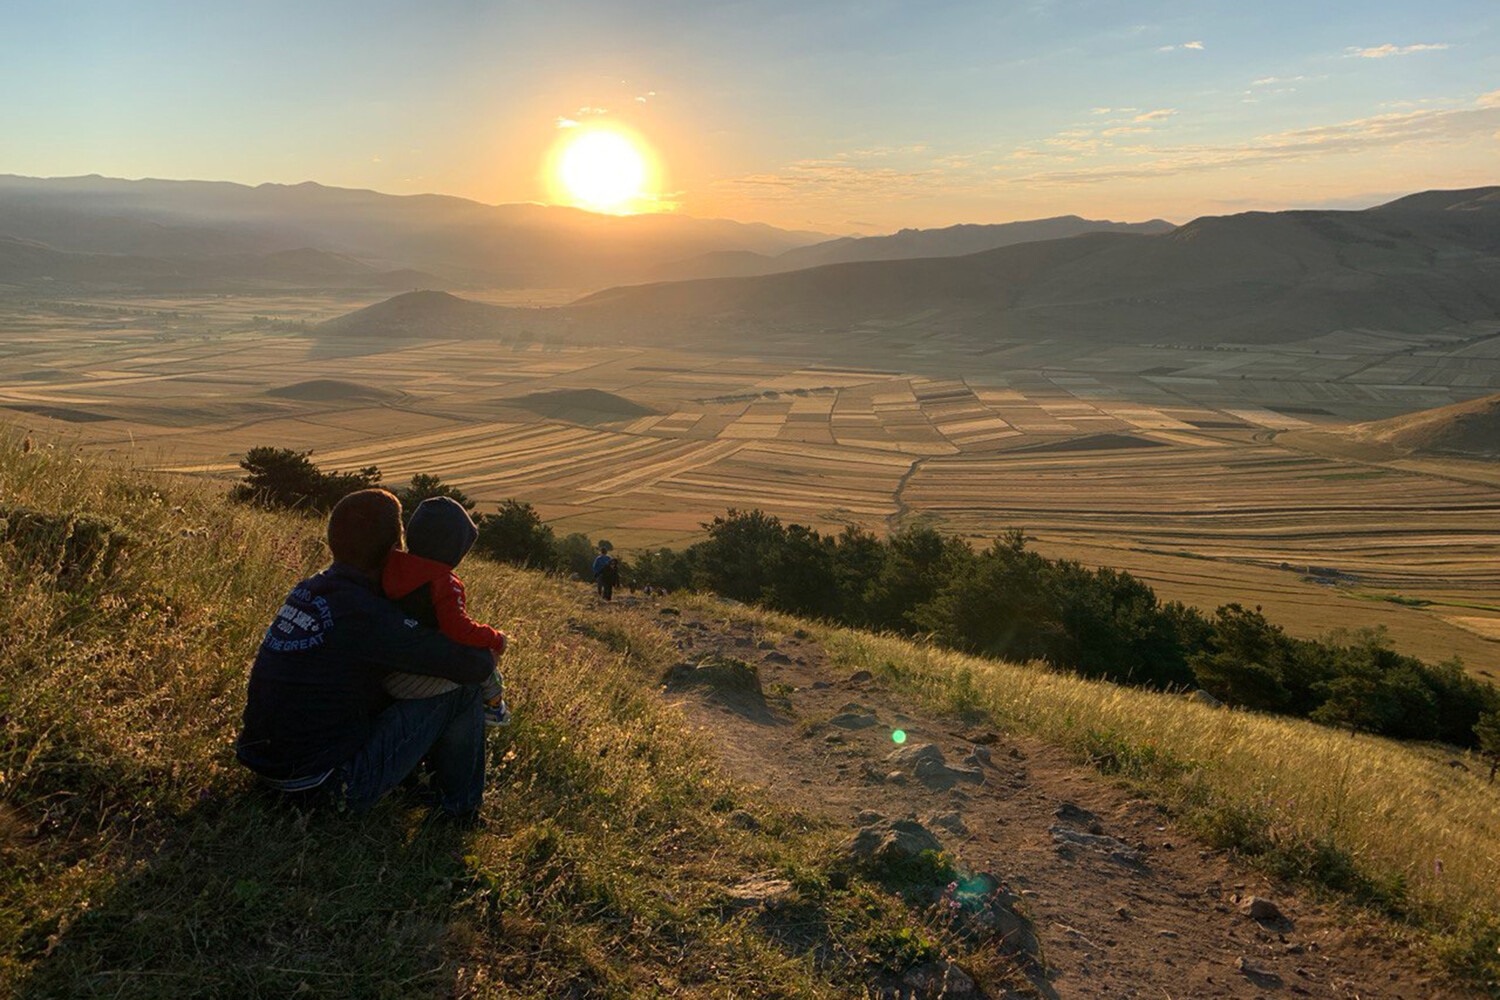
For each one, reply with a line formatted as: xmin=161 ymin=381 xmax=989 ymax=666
xmin=0 ymin=236 xmax=432 ymax=292
xmin=573 ymin=187 xmax=1500 ymax=346
xmin=0 ymin=174 xmax=827 ymax=291
xmin=653 ymin=216 xmax=1175 ymax=280
xmin=0 ymin=174 xmax=1177 ymax=294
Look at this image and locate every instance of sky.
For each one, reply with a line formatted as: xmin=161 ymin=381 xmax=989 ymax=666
xmin=2 ymin=0 xmax=1498 ymax=233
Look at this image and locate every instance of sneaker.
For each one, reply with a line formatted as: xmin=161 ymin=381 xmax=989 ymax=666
xmin=484 ymin=700 xmax=512 ymax=728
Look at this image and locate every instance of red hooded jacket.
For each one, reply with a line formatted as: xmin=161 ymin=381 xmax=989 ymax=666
xmin=382 ymin=550 xmax=507 ymax=652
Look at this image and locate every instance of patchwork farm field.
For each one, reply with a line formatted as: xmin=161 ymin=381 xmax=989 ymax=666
xmin=3 ymin=292 xmax=1499 ymax=672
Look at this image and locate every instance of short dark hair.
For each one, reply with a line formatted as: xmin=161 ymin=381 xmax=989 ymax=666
xmin=327 ymin=489 xmax=403 ymax=573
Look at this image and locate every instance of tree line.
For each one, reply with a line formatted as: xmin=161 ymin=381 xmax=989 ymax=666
xmin=233 ymin=448 xmax=1500 ymax=761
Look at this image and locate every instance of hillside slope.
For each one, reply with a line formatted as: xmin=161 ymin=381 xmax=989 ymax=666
xmin=1326 ymin=392 xmax=1500 ymax=458
xmin=573 ymin=186 xmax=1500 ymax=346
xmin=1 ymin=433 xmax=1495 ymax=996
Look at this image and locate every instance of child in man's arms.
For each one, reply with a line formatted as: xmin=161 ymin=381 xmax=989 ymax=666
xmin=382 ymin=496 xmax=510 ymax=726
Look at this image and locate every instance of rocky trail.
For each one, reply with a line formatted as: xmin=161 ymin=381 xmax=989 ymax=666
xmin=596 ymin=595 xmax=1463 ymax=1000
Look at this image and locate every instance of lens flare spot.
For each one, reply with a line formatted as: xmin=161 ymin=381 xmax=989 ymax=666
xmin=891 ymin=729 xmax=907 ymax=745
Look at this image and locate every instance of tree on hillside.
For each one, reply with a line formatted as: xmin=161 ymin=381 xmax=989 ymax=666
xmin=1188 ymin=605 xmax=1302 ymax=712
xmin=692 ymin=509 xmax=788 ymax=603
xmin=475 ymin=499 xmax=557 ymax=569
xmin=231 ymin=447 xmax=381 ymax=513
xmin=1476 ymin=710 xmax=1500 ymax=782
xmin=554 ymin=532 xmax=599 ymax=578
xmin=395 ymin=473 xmax=474 ymax=513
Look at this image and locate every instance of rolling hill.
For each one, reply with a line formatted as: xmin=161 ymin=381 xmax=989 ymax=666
xmin=573 ymin=187 xmax=1500 ymax=346
xmin=655 ymin=214 xmax=1175 ymax=280
xmin=315 ymin=289 xmax=519 ymax=338
xmin=1285 ymin=392 xmax=1500 ymax=460
xmin=0 ymin=174 xmax=827 ymax=291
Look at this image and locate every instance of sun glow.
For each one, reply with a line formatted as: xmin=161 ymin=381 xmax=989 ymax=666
xmin=550 ymin=127 xmax=655 ymax=214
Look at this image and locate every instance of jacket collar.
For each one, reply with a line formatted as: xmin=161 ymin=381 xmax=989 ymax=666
xmin=327 ymin=561 xmax=382 ymax=592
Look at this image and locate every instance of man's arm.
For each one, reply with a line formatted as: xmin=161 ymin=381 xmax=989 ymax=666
xmin=431 ymin=574 xmax=508 ymax=651
xmin=352 ymin=598 xmax=495 ymax=684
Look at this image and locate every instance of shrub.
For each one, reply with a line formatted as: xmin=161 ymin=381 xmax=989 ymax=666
xmin=475 ymin=499 xmax=557 ymax=569
xmin=230 ymin=447 xmax=380 ymax=512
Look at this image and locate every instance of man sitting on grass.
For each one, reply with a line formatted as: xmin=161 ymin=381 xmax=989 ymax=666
xmin=236 ymin=488 xmax=496 ymax=824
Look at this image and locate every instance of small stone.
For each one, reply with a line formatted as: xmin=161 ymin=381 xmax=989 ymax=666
xmin=846 ymin=669 xmax=873 ymax=684
xmin=1239 ymin=896 xmax=1284 ymax=924
xmin=962 ymin=745 xmax=992 ymax=769
xmin=726 ymin=810 xmax=761 ymax=831
xmin=830 ymin=712 xmax=879 ymax=730
xmin=811 ymin=680 xmax=831 ymax=689
xmin=720 ymin=874 xmax=796 ymax=910
xmin=1157 ymin=929 xmax=1179 ymax=939
xmin=1187 ymin=689 xmax=1223 ymax=709
xmin=886 ymin=770 xmax=907 ymax=784
xmin=1113 ymin=905 xmax=1130 ymax=921
xmin=929 ymin=811 xmax=969 ymax=836
xmin=764 ymin=651 xmax=792 ymax=664
xmin=757 ymin=639 xmax=776 ymax=650
xmin=793 ymin=628 xmax=810 ymax=639
xmin=658 ymin=607 xmax=680 ymax=616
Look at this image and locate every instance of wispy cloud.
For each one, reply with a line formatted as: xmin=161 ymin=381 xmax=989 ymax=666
xmin=1158 ymin=40 xmax=1204 ymax=52
xmin=1251 ymin=75 xmax=1307 ymax=87
xmin=1133 ymin=108 xmax=1177 ymax=123
xmin=555 ymin=117 xmax=580 ymax=129
xmin=1017 ymin=96 xmax=1500 ymax=186
xmin=1346 ymin=43 xmax=1450 ymax=58
xmin=634 ymin=91 xmax=657 ymax=104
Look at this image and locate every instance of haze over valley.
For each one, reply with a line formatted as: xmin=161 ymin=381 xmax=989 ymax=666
xmin=3 ymin=178 xmax=1499 ymax=675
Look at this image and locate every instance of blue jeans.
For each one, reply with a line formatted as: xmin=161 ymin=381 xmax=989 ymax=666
xmin=339 ymin=684 xmax=485 ymax=815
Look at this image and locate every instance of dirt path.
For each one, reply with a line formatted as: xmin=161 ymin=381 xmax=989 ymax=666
xmin=605 ymin=596 xmax=1463 ymax=1000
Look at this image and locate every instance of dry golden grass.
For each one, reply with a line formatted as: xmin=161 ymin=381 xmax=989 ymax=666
xmin=0 ymin=431 xmax=971 ymax=999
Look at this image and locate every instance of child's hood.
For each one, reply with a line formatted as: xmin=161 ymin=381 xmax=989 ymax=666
xmin=405 ymin=496 xmax=478 ymax=568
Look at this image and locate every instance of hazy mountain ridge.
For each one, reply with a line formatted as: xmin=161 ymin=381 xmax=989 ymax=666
xmin=655 ymin=214 xmax=1175 ymax=280
xmin=0 ymin=235 xmax=434 ymax=291
xmin=0 ymin=174 xmax=829 ymax=290
xmin=574 ymin=187 xmax=1500 ymax=345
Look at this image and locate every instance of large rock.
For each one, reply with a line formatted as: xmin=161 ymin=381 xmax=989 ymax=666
xmin=1050 ymin=825 xmax=1142 ymax=865
xmin=902 ymin=960 xmax=978 ymax=999
xmin=847 ymin=817 xmax=943 ymax=868
xmin=661 ymin=655 xmax=765 ymax=708
xmin=886 ymin=743 xmax=983 ymax=788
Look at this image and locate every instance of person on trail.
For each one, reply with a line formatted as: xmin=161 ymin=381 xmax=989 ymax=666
xmin=591 ymin=541 xmax=619 ymax=602
xmin=237 ymin=489 xmax=494 ymax=825
xmin=381 ymin=497 xmax=511 ymax=727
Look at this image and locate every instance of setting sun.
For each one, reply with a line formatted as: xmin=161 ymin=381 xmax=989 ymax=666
xmin=551 ymin=127 xmax=653 ymax=214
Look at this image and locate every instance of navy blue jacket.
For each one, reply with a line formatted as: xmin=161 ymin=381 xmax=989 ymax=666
xmin=236 ymin=562 xmax=494 ymax=781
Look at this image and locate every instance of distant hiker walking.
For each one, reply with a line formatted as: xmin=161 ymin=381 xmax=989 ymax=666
xmin=592 ymin=541 xmax=619 ymax=602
